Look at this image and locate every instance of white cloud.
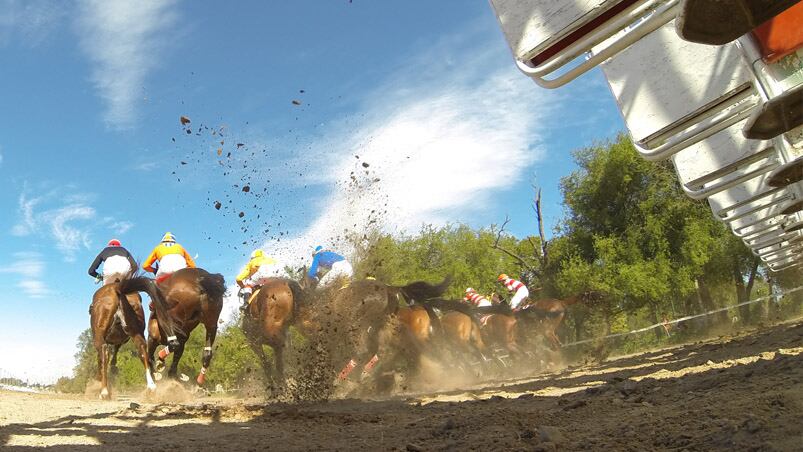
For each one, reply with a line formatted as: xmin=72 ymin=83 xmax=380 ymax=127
xmin=0 ymin=0 xmax=64 ymax=47
xmin=258 ymin=33 xmax=557 ymax=266
xmin=43 ymin=205 xmax=96 ymax=260
xmin=10 ymin=186 xmax=133 ymax=261
xmin=133 ymin=161 xmax=158 ymax=171
xmin=10 ymin=192 xmax=41 ymax=236
xmin=0 ymin=252 xmax=52 ymax=298
xmin=76 ymin=0 xmax=179 ymax=129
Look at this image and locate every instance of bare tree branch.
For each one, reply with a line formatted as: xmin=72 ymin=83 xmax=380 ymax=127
xmin=534 ymin=186 xmax=548 ymax=268
xmin=491 ymin=215 xmax=541 ymax=275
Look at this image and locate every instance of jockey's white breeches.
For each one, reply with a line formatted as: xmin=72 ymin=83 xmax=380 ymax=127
xmin=476 ymin=299 xmax=493 ymax=308
xmin=245 ymin=263 xmax=288 ymax=287
xmin=102 ymin=255 xmax=132 ymax=285
xmin=319 ymin=260 xmax=354 ymax=287
xmin=510 ymin=286 xmax=529 ymax=310
xmin=156 ymin=254 xmax=188 ymax=277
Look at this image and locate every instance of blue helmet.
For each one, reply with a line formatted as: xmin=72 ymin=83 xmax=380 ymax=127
xmin=313 ymin=245 xmax=323 ymax=255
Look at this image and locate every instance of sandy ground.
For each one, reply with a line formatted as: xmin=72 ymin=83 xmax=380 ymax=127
xmin=1 ymin=320 xmax=801 ymax=451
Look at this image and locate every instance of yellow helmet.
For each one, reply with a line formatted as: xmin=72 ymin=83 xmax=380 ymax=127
xmin=497 ymin=273 xmax=508 ymax=282
xmin=251 ymin=249 xmax=264 ymax=259
xmin=161 ymin=232 xmax=176 ymax=243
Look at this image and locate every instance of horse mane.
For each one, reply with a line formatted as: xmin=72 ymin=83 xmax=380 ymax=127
xmin=118 ymin=274 xmax=183 ymax=339
xmin=398 ymin=275 xmax=452 ymax=303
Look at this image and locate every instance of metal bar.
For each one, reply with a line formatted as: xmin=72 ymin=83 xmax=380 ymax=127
xmin=516 ymin=0 xmax=680 ymax=88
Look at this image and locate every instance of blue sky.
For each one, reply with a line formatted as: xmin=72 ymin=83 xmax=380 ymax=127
xmin=0 ymin=0 xmax=624 ymax=383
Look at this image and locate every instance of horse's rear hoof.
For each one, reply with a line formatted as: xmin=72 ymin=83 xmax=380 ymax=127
xmin=196 ymin=373 xmax=206 ymax=386
xmin=179 ymin=373 xmax=190 ymax=382
xmin=99 ymin=388 xmax=110 ymax=400
xmin=153 ymin=372 xmax=163 ymax=381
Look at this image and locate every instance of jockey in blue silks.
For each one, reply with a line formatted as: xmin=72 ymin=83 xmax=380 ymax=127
xmin=308 ymin=245 xmax=354 ymax=287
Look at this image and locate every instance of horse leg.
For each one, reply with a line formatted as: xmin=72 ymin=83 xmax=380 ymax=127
xmin=132 ymin=333 xmax=157 ymax=391
xmin=247 ymin=335 xmax=276 ymax=389
xmin=168 ymin=340 xmax=186 ymax=380
xmin=197 ymin=325 xmax=218 ymax=386
xmin=109 ymin=343 xmax=122 ymax=377
xmin=99 ymin=343 xmax=111 ymax=400
xmin=358 ymin=323 xmax=382 ymax=380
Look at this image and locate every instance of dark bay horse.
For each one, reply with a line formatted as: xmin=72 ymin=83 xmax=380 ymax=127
xmin=90 ymin=282 xmax=153 ymax=399
xmin=118 ymin=268 xmax=226 ymax=385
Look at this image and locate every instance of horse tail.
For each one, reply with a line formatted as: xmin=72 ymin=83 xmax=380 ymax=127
xmin=115 ymin=280 xmax=140 ymax=330
xmin=399 ymin=275 xmax=452 ymax=303
xmin=287 ymin=278 xmax=306 ymax=317
xmin=197 ymin=270 xmax=226 ymax=301
xmin=118 ymin=276 xmax=181 ymax=339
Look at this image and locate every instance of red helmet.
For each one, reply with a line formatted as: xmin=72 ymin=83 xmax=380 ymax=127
xmin=108 ymin=239 xmax=122 ymax=247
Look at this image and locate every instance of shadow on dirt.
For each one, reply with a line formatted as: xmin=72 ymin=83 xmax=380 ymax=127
xmin=1 ymin=321 xmax=801 ymax=451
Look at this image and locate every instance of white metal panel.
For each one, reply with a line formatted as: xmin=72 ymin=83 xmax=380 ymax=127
xmin=706 ymin=175 xmax=793 ymax=221
xmin=489 ymin=0 xmax=617 ymax=61
xmin=602 ymin=20 xmax=753 ymax=146
xmin=672 ymin=120 xmax=773 ymax=184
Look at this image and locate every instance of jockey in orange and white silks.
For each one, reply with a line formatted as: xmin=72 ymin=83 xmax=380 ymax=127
xmin=88 ymin=239 xmax=137 ymax=285
xmin=498 ymin=274 xmax=529 ymax=311
xmin=464 ymin=288 xmax=492 ymax=307
xmin=142 ymin=232 xmax=196 ymax=282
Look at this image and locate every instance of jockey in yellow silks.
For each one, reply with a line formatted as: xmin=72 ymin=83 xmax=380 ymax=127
xmin=235 ymin=249 xmax=284 ymax=308
xmin=142 ymin=232 xmax=196 ymax=283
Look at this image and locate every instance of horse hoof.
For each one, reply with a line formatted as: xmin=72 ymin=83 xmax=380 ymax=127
xmin=147 ymin=383 xmax=157 ymax=391
xmin=154 ymin=361 xmax=165 ymax=373
xmin=196 ymin=373 xmax=206 ymax=386
xmin=179 ymin=373 xmax=190 ymax=382
xmin=99 ymin=388 xmax=110 ymax=400
xmin=154 ymin=372 xmax=163 ymax=381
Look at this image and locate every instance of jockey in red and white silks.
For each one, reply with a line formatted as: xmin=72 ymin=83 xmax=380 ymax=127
xmin=464 ymin=288 xmax=492 ymax=307
xmin=498 ymin=274 xmax=529 ymax=310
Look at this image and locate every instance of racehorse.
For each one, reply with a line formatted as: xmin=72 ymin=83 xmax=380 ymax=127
xmin=241 ymin=277 xmax=313 ymax=392
xmin=117 ymin=268 xmax=226 ymax=385
xmin=90 ymin=282 xmax=154 ymax=399
xmin=517 ymin=293 xmax=591 ymax=350
xmin=424 ymin=299 xmax=488 ymax=365
xmin=307 ymin=276 xmax=451 ymax=396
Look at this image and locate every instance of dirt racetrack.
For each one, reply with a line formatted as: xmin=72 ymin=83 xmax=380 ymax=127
xmin=1 ymin=320 xmax=801 ymax=451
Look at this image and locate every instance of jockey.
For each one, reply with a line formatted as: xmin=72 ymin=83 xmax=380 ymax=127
xmin=498 ymin=273 xmax=529 ymax=311
xmin=235 ymin=249 xmax=281 ymax=307
xmin=88 ymin=239 xmax=137 ymax=285
xmin=308 ymin=245 xmax=353 ymax=288
xmin=142 ymin=232 xmax=196 ymax=283
xmin=464 ymin=287 xmax=492 ymax=307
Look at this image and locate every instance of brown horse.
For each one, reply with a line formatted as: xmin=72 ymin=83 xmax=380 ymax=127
xmin=90 ymin=282 xmax=154 ymax=399
xmin=424 ymin=299 xmax=488 ymax=365
xmin=242 ymin=277 xmax=312 ymax=391
xmin=118 ymin=268 xmax=226 ymax=385
xmin=479 ymin=311 xmax=522 ymax=356
xmin=313 ymin=277 xmax=451 ymax=391
xmin=518 ymin=294 xmax=586 ymax=350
